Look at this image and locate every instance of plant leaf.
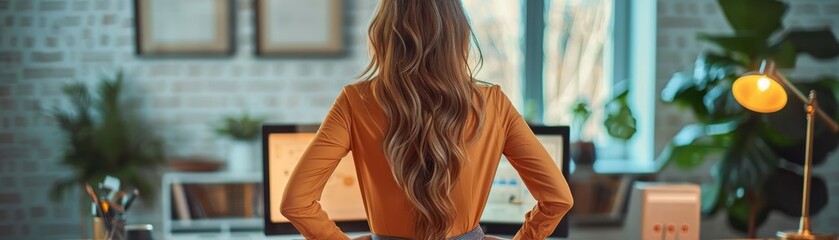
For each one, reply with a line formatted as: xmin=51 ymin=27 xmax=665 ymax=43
xmin=701 ymin=182 xmax=724 ymax=216
xmin=657 ymin=120 xmax=739 ymax=169
xmin=603 ymin=107 xmax=636 ymax=140
xmin=671 ymin=144 xmax=726 ymax=169
xmin=703 ymin=79 xmax=746 ymax=121
xmin=764 ymin=168 xmax=828 ymax=217
xmin=661 ymin=72 xmax=711 ymax=120
xmin=725 ymin=193 xmax=770 ymax=234
xmin=715 ymin=127 xmax=780 ymax=193
xmin=814 ymin=76 xmax=839 ymax=124
xmin=661 ymin=72 xmax=697 ymax=103
xmin=775 ymin=28 xmax=839 ymax=60
xmin=717 ymin=0 xmax=787 ymax=40
xmin=764 ymin=81 xmax=839 ymax=166
xmin=662 ymin=54 xmax=744 ymax=122
xmin=603 ymin=83 xmax=636 ymax=140
xmin=767 ymin=40 xmax=797 ymax=68
xmin=698 ymin=34 xmax=766 ymax=58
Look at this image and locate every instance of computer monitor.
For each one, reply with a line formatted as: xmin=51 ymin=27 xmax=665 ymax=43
xmin=263 ymin=125 xmax=569 ymax=237
xmin=479 ymin=125 xmax=570 ymax=238
xmin=262 ymin=125 xmax=369 ymax=235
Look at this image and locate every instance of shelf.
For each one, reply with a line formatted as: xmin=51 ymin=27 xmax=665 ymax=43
xmin=164 ymin=171 xmax=262 ymax=184
xmin=171 ymin=218 xmax=262 ymax=231
xmin=162 ymin=171 xmax=264 ymax=238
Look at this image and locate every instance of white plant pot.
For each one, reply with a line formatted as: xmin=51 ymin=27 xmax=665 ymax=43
xmin=227 ymin=141 xmax=257 ymax=173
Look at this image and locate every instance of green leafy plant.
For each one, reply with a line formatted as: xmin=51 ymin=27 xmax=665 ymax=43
xmin=604 ymin=81 xmax=637 ymax=141
xmin=49 ymin=71 xmax=165 ymax=204
xmin=213 ymin=114 xmax=264 ymax=142
xmin=658 ymin=0 xmax=839 ymax=237
xmin=569 ymin=86 xmax=637 ymax=165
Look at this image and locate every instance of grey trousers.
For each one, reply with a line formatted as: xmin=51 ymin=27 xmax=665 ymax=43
xmin=371 ymin=226 xmax=485 ymax=240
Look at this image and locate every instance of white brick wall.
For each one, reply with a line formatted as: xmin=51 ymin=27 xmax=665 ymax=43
xmin=0 ymin=0 xmax=377 ymax=238
xmin=1 ymin=0 xmax=838 ymax=239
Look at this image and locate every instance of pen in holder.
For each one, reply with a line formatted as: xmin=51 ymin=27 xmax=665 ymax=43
xmin=85 ymin=176 xmax=139 ymax=240
xmin=93 ymin=215 xmax=126 ymax=240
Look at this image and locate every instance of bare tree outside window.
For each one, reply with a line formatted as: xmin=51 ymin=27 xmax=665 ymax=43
xmin=464 ymin=0 xmax=616 ymax=152
xmin=543 ymin=0 xmax=613 ymax=143
xmin=462 ymin=0 xmax=524 ymax=109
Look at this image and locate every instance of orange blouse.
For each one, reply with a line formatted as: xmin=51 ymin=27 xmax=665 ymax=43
xmin=280 ymin=82 xmax=573 ymax=240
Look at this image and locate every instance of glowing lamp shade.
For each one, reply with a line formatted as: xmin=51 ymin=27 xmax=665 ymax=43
xmin=732 ymin=74 xmax=788 ymax=113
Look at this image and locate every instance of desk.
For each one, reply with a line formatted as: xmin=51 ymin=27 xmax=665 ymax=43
xmin=161 ymin=232 xmax=587 ymax=240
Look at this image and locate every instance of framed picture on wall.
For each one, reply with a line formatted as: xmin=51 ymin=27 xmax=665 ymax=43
xmin=255 ymin=0 xmax=344 ymax=56
xmin=134 ymin=0 xmax=234 ymax=56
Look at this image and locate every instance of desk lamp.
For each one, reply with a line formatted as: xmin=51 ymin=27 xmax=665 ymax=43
xmin=731 ymin=59 xmax=838 ymax=240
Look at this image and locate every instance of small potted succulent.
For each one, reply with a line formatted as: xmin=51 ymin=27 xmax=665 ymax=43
xmin=212 ymin=113 xmax=264 ymax=173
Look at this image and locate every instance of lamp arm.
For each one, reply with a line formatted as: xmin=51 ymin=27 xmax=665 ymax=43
xmin=772 ymin=72 xmax=839 ymax=133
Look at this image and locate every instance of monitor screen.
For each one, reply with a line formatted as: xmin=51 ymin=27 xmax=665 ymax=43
xmin=262 ymin=125 xmax=369 ymax=235
xmin=479 ymin=125 xmax=570 ymax=237
xmin=263 ymin=125 xmax=569 ymax=237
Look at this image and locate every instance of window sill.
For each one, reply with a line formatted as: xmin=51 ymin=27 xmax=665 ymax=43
xmin=587 ymin=158 xmax=662 ymax=175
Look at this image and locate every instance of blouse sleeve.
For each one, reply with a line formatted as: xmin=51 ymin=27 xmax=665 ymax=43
xmin=496 ymin=86 xmax=574 ymax=240
xmin=280 ymin=88 xmax=353 ymax=240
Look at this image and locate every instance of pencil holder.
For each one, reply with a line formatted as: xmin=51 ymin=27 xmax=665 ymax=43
xmin=93 ymin=216 xmax=126 ymax=240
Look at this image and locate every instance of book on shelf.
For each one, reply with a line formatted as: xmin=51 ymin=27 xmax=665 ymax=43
xmin=171 ymin=181 xmax=191 ymax=222
xmin=609 ymin=176 xmax=633 ymax=217
xmin=256 ymin=183 xmax=264 ymax=217
xmin=184 ymin=184 xmax=207 ymax=219
xmin=171 ymin=183 xmax=262 ymax=220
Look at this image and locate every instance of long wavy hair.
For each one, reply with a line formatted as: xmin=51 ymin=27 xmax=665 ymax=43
xmin=360 ymin=0 xmax=484 ymax=239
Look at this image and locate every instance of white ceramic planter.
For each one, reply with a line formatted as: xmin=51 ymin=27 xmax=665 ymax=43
xmin=227 ymin=140 xmax=257 ymax=173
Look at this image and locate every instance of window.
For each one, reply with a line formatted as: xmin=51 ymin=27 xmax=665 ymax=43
xmin=462 ymin=1 xmax=524 ymax=109
xmin=464 ymin=0 xmax=656 ymax=162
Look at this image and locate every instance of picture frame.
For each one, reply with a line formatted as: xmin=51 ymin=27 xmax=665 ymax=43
xmin=134 ymin=0 xmax=234 ymax=56
xmin=255 ymin=0 xmax=344 ymax=56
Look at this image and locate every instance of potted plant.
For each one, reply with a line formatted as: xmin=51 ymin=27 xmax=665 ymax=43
xmin=658 ymin=0 xmax=839 ymax=237
xmin=48 ymin=71 xmax=165 ymax=236
xmin=570 ymin=98 xmax=596 ymax=164
xmin=568 ymin=85 xmax=636 ymax=219
xmin=212 ymin=113 xmax=264 ymax=172
xmin=570 ymin=83 xmax=638 ymax=165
